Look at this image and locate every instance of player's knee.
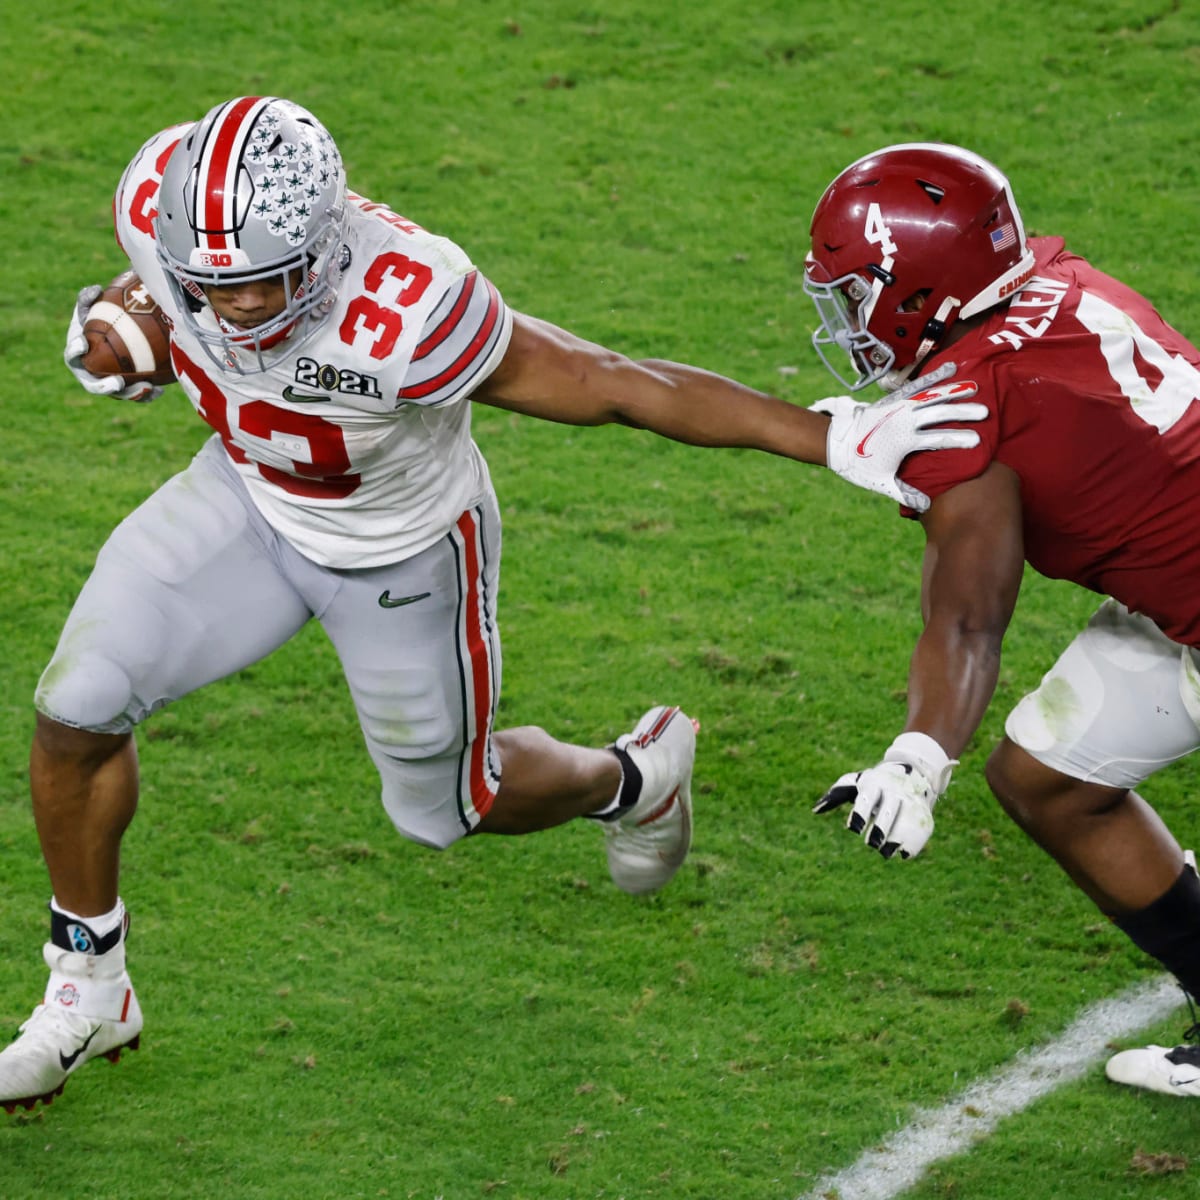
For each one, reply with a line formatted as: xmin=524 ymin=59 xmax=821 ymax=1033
xmin=382 ymin=807 xmax=463 ymax=852
xmin=378 ymin=778 xmax=470 ymax=851
xmin=34 ymin=710 xmax=130 ymax=767
xmin=984 ymin=737 xmax=1067 ymax=831
xmin=986 ymin=736 xmax=1121 ymax=836
xmin=35 ymin=652 xmax=136 ymax=735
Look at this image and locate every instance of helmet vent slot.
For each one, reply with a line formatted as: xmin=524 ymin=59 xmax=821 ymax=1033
xmin=916 ymin=179 xmax=945 ymax=204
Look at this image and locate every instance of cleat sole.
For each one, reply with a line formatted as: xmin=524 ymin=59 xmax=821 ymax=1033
xmin=102 ymin=1033 xmax=140 ymax=1063
xmin=3 ymin=1033 xmax=140 ymax=1115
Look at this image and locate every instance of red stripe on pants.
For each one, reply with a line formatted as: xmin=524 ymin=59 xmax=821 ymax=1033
xmin=457 ymin=509 xmax=498 ymax=818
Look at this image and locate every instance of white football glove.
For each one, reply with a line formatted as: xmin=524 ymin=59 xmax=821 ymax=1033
xmin=812 ymin=361 xmax=986 ymax=512
xmin=64 ymin=285 xmax=163 ymax=404
xmin=813 ymin=732 xmax=957 ymax=860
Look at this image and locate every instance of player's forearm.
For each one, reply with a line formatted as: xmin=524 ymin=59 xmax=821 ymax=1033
xmin=477 ymin=315 xmax=831 ymax=463
xmin=629 ymin=358 xmax=829 ymax=464
xmin=902 ymin=622 xmax=1002 ymax=759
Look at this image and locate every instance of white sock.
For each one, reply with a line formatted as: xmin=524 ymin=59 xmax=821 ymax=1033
xmin=50 ymin=897 xmax=124 ymax=937
xmin=50 ymin=896 xmax=126 ymax=949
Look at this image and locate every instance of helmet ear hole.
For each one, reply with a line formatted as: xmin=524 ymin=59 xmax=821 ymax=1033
xmin=898 ymin=288 xmax=932 ymax=314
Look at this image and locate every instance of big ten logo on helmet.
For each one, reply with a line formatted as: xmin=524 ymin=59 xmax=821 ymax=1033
xmin=285 ymin=356 xmax=383 ymax=402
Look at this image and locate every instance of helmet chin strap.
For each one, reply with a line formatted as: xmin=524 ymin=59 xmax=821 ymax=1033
xmin=910 ymin=294 xmax=960 ymax=374
xmin=877 ymin=364 xmax=916 ymax=393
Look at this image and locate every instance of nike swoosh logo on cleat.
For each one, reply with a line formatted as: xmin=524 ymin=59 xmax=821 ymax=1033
xmin=378 ymin=590 xmax=432 ymax=609
xmin=59 ymin=1026 xmax=101 ymax=1072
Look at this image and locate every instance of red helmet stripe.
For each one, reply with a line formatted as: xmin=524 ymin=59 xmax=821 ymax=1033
xmin=198 ymin=96 xmax=267 ymax=251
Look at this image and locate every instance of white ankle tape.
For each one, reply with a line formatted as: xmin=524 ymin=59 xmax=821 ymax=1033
xmin=41 ymin=941 xmax=134 ymax=1023
xmin=43 ymin=968 xmax=133 ymax=1023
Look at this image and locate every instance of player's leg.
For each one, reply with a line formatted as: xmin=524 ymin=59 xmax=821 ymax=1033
xmin=3 ymin=440 xmax=312 ymax=1114
xmin=985 ymin=599 xmax=1200 ymax=1096
xmin=31 ymin=720 xmax=138 ymax=918
xmin=483 ymin=706 xmax=697 ymax=896
xmin=314 ymin=492 xmax=694 ymax=891
xmin=984 ymin=747 xmax=1184 ymax=912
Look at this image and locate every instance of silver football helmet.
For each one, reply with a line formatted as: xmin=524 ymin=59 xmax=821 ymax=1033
xmin=155 ymin=96 xmax=347 ymax=372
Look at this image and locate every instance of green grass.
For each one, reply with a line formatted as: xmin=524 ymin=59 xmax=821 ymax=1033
xmin=4 ymin=2 xmax=1200 ymax=1198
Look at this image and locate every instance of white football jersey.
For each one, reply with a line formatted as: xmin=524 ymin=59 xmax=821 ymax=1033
xmin=113 ymin=125 xmax=513 ymax=569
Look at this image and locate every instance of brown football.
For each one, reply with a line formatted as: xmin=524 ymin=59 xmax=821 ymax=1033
xmin=81 ymin=270 xmax=175 ymax=386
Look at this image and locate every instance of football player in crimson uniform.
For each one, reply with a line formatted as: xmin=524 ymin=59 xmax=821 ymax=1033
xmin=806 ymin=142 xmax=1200 ymax=1097
xmin=0 ymin=99 xmax=987 ymax=1113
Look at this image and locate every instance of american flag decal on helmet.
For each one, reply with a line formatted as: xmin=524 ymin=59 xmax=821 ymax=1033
xmin=990 ymin=222 xmax=1017 ymax=252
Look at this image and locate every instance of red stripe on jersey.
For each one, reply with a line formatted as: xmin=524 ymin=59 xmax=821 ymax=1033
xmin=202 ymin=96 xmax=261 ymax=249
xmin=413 ymin=271 xmax=477 ymax=362
xmin=458 ymin=509 xmax=498 ymax=818
xmin=397 ymin=277 xmax=501 ymax=400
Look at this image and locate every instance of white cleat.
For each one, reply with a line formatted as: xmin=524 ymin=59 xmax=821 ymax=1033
xmin=605 ymin=705 xmax=697 ymax=895
xmin=1106 ymin=1041 xmax=1200 ymax=1097
xmin=1 ymin=941 xmax=142 ymax=1114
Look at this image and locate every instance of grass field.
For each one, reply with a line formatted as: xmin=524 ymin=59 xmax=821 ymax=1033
xmin=3 ymin=3 xmax=1200 ymax=1198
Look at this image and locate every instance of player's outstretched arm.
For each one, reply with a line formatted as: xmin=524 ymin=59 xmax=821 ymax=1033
xmin=814 ymin=465 xmax=1025 ymax=860
xmin=472 ymin=313 xmax=986 ymax=506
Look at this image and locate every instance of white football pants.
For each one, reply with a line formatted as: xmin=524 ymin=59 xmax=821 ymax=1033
xmin=36 ymin=436 xmax=503 ymax=848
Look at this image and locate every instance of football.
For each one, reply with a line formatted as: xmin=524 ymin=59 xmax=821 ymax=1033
xmin=81 ymin=270 xmax=175 ymax=386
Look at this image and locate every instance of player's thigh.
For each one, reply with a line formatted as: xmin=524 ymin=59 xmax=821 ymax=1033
xmin=37 ymin=443 xmax=311 ymax=733
xmin=319 ymin=499 xmax=502 ymax=849
xmin=1005 ymin=599 xmax=1200 ymax=788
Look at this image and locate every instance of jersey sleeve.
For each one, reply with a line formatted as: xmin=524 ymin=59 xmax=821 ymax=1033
xmin=895 ymin=359 xmax=1003 ymax=516
xmin=396 ymin=270 xmax=512 ymax=407
xmin=112 ymin=123 xmax=191 ymax=304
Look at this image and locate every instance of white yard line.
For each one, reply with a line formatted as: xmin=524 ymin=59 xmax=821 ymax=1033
xmin=799 ymin=975 xmax=1185 ymax=1200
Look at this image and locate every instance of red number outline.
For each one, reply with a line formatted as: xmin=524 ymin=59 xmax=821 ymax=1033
xmin=173 ymin=345 xmax=362 ymax=500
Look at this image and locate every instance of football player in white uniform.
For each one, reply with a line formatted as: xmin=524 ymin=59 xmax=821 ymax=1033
xmin=1 ymin=97 xmax=986 ymax=1113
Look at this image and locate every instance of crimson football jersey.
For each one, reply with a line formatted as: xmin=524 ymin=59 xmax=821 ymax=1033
xmin=900 ymin=237 xmax=1200 ymax=648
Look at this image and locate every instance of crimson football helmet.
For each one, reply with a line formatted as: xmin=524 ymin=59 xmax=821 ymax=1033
xmin=155 ymin=96 xmax=347 ymax=371
xmin=804 ymin=142 xmax=1035 ymax=390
